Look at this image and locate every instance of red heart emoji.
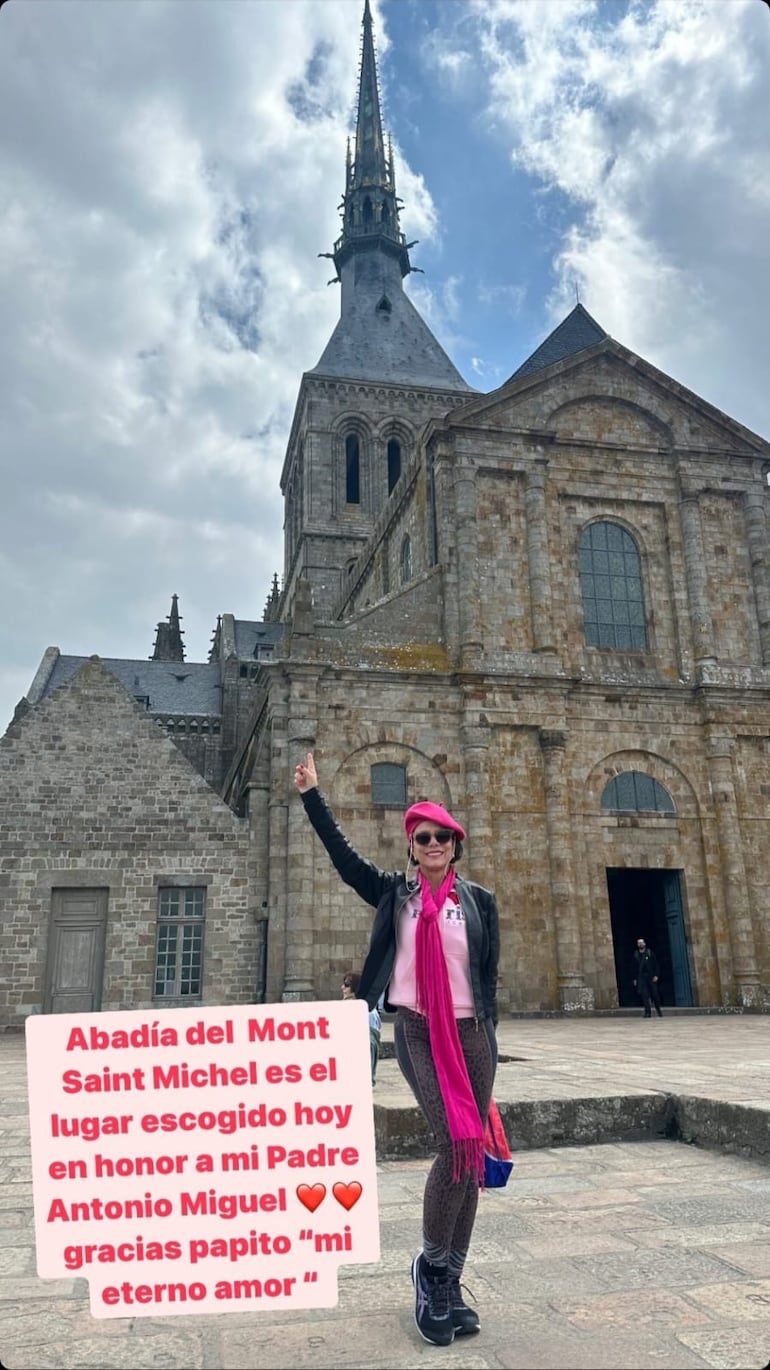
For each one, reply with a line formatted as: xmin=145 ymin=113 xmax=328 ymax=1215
xmin=297 ymin=1183 xmax=326 ymax=1213
xmin=332 ymin=1181 xmax=362 ymax=1211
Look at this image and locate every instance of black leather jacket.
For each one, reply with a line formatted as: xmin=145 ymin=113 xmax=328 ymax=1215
xmin=301 ymin=788 xmax=499 ymax=1024
xmin=634 ymin=948 xmax=659 ymax=984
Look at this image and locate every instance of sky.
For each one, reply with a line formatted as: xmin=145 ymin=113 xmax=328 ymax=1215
xmin=1 ymin=0 xmax=769 ymax=733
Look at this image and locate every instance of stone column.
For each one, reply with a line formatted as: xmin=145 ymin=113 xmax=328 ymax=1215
xmin=539 ymin=729 xmax=594 ymax=1011
xmin=679 ymin=488 xmax=716 ymax=663
xmin=705 ymin=730 xmax=761 ymax=1007
xmin=248 ymin=765 xmax=271 ymax=999
xmin=429 ymin=441 xmax=460 ymax=652
xmin=282 ymin=667 xmax=318 ymax=1001
xmin=454 ymin=463 xmax=483 ymax=671
xmin=460 ymin=717 xmax=493 ymax=884
xmin=525 ymin=464 xmax=556 ymax=652
xmin=743 ymin=489 xmax=770 ymax=665
xmin=266 ymin=681 xmax=290 ymax=1003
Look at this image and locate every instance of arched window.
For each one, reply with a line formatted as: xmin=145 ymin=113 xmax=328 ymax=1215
xmin=579 ymin=522 xmax=647 ymax=650
xmin=363 ymin=197 xmax=373 ymax=227
xmin=371 ymin=762 xmax=407 ymax=807
xmin=601 ymin=772 xmax=675 ymax=814
xmin=345 ymin=434 xmax=360 ymax=504
xmin=387 ymin=439 xmax=401 ymax=494
xmin=400 ymin=534 xmax=412 ymax=584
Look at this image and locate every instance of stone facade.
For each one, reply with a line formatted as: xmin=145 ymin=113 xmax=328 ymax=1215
xmin=0 ymin=659 xmax=258 ymax=1028
xmin=6 ymin=2 xmax=770 ymax=1022
xmin=280 ymin=375 xmax=470 ymax=621
xmin=225 ymin=335 xmax=770 ymax=1015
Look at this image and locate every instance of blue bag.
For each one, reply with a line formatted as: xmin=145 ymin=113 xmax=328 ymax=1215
xmin=483 ymin=1098 xmax=514 ymax=1188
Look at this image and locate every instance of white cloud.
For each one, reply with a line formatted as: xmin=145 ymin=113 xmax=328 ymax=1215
xmin=1 ymin=0 xmax=767 ymax=738
xmin=408 ymin=272 xmax=469 ymax=361
xmin=0 ymin=0 xmax=443 ymax=730
xmin=468 ymin=0 xmax=770 ymax=431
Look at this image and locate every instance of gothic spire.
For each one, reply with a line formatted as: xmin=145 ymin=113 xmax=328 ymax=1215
xmin=264 ymin=572 xmax=281 ymax=621
xmin=309 ymin=0 xmax=471 ymax=390
xmin=325 ymin=0 xmax=412 ymax=282
xmin=353 ymin=0 xmax=387 ymax=187
xmin=151 ymin=593 xmax=185 ymax=663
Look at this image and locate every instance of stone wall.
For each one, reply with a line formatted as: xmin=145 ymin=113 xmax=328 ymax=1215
xmin=256 ymin=344 xmax=770 ymax=1012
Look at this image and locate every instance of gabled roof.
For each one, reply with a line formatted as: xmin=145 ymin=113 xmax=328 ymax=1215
xmin=37 ymin=655 xmax=222 ymax=716
xmin=421 ymin=300 xmax=768 ymax=454
xmin=511 ymin=304 xmax=608 ymax=382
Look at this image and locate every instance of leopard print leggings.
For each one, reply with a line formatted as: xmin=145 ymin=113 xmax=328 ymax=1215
xmin=394 ymin=1007 xmax=497 ymax=1271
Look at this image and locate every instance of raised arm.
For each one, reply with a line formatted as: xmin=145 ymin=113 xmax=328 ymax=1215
xmin=294 ymin=753 xmax=395 ymax=908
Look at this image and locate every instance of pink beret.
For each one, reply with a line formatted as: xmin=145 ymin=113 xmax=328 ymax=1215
xmin=404 ymin=801 xmax=466 ymax=841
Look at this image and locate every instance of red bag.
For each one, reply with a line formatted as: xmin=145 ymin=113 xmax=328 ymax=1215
xmin=483 ymin=1098 xmax=514 ymax=1188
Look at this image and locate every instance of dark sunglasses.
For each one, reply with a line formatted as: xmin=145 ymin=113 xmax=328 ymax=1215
xmin=413 ymin=829 xmax=454 ymax=847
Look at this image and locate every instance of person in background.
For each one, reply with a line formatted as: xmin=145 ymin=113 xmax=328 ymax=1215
xmin=342 ymin=970 xmax=381 ymax=1085
xmin=296 ymin=752 xmax=499 ymax=1348
xmin=633 ymin=937 xmax=663 ymax=1018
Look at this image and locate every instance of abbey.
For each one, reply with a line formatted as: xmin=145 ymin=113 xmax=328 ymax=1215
xmin=2 ymin=2 xmax=770 ymax=1024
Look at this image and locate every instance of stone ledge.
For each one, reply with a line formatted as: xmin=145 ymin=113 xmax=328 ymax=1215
xmin=374 ymin=1091 xmax=770 ymax=1165
xmin=374 ymin=1092 xmax=672 ymax=1160
xmin=673 ymin=1093 xmax=770 ymax=1162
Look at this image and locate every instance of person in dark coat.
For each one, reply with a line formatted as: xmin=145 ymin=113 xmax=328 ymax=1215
xmin=294 ymin=752 xmax=498 ymax=1347
xmin=633 ymin=938 xmax=663 ymax=1017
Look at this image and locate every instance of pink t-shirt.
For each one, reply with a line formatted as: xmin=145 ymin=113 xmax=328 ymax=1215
xmin=388 ymin=890 xmax=475 ymax=1018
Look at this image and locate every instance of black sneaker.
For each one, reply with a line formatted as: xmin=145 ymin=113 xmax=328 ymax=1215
xmin=450 ymin=1278 xmax=480 ymax=1335
xmin=411 ymin=1252 xmax=455 ymax=1346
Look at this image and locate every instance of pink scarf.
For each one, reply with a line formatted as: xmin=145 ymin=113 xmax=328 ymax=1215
xmin=415 ymin=867 xmax=485 ymax=1184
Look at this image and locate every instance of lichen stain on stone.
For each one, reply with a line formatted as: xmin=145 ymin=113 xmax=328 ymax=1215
xmin=374 ymin=643 xmax=449 ymax=672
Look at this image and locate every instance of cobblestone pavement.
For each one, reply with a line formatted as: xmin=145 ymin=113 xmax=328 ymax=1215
xmin=2 ymin=1018 xmax=770 ymax=1370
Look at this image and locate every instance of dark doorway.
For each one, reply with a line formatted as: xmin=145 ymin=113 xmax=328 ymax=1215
xmin=607 ymin=868 xmax=694 ymax=1008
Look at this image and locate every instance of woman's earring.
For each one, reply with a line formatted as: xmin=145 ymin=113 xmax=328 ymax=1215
xmin=406 ymin=848 xmax=418 ymax=890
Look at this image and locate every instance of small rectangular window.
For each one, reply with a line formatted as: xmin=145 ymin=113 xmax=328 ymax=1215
xmin=371 ymin=762 xmax=407 ymax=807
xmin=154 ymin=886 xmax=205 ymax=999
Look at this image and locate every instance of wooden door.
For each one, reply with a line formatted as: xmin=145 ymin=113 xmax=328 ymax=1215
xmin=44 ymin=888 xmax=108 ymax=1013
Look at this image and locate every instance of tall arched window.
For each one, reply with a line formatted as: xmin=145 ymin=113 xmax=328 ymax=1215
xmin=345 ymin=434 xmax=360 ymax=504
xmin=579 ymin=521 xmax=647 ymax=650
xmin=387 ymin=439 xmax=401 ymax=494
xmin=400 ymin=534 xmax=413 ymax=584
xmin=601 ymin=772 xmax=675 ymax=814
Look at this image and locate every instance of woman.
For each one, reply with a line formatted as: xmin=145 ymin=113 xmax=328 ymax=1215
xmin=294 ymin=753 xmax=499 ymax=1347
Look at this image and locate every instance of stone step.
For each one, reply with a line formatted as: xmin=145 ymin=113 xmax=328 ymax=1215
xmin=373 ymin=1091 xmax=770 ymax=1166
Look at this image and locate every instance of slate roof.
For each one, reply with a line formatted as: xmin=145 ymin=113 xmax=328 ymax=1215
xmin=511 ymin=304 xmax=609 ymax=382
xmin=233 ymin=620 xmax=285 ymax=658
xmin=43 ymin=657 xmax=222 ymax=716
xmin=310 ymin=252 xmax=474 ymax=392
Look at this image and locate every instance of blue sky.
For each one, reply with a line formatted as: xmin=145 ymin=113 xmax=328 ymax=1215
xmin=1 ymin=0 xmax=769 ymax=732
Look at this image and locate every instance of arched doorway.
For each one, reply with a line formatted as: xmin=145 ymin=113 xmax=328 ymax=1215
xmin=607 ymin=867 xmax=694 ymax=1007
